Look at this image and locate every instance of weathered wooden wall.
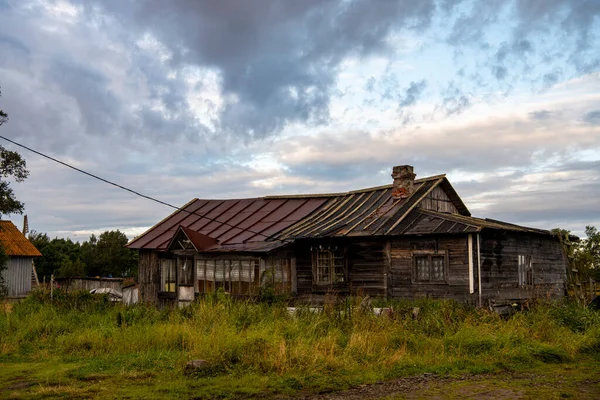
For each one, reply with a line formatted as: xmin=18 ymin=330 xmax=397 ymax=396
xmin=479 ymin=231 xmax=565 ymax=301
xmin=56 ymin=277 xmax=123 ymax=292
xmin=418 ymin=186 xmax=459 ymax=214
xmin=347 ymin=241 xmax=386 ymax=296
xmin=138 ymin=250 xmax=161 ymax=304
xmin=295 ymin=239 xmax=386 ymax=301
xmin=389 ymin=235 xmax=473 ymax=302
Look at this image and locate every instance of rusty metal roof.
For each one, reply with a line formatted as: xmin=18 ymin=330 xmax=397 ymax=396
xmin=390 ymin=209 xmax=553 ymax=236
xmin=274 ymin=175 xmax=447 ymax=240
xmin=127 ymin=175 xmax=458 ymax=252
xmin=0 ymin=221 xmax=42 ymax=257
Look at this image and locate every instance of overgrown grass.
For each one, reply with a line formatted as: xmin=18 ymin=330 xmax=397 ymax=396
xmin=1 ymin=290 xmax=600 ymax=398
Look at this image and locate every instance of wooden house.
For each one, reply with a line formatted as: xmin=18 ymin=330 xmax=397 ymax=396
xmin=0 ymin=220 xmax=42 ymax=298
xmin=127 ymin=165 xmax=567 ymax=307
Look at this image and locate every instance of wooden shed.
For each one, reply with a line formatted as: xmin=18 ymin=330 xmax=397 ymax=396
xmin=0 ymin=220 xmax=42 ymax=298
xmin=127 ymin=165 xmax=568 ymax=307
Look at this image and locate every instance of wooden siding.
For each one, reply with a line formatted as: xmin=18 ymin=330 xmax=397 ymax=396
xmin=389 ymin=236 xmax=473 ymax=302
xmin=348 ymin=241 xmax=386 ymax=296
xmin=1 ymin=257 xmax=33 ymax=297
xmin=295 ymin=240 xmax=386 ymax=300
xmin=478 ymin=231 xmax=565 ymax=301
xmin=139 ymin=250 xmax=161 ymax=304
xmin=418 ymin=185 xmax=459 ymax=214
xmin=56 ymin=277 xmax=123 ymax=292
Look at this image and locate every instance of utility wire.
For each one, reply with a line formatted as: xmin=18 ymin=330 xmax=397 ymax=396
xmin=0 ymin=134 xmax=292 ymax=244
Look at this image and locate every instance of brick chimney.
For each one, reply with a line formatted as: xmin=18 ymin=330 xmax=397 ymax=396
xmin=391 ymin=165 xmax=416 ymax=199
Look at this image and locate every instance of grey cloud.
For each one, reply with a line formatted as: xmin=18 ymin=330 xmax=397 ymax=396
xmin=529 ymin=110 xmax=555 ymax=120
xmin=80 ymin=0 xmax=442 ymax=139
xmin=492 ymin=66 xmax=507 ymax=80
xmin=542 ymin=70 xmax=562 ymax=88
xmin=398 ymin=80 xmax=427 ymax=108
xmin=442 ymin=95 xmax=470 ymax=116
xmin=583 ymin=110 xmax=600 ymax=125
xmin=45 ymin=58 xmax=120 ymax=136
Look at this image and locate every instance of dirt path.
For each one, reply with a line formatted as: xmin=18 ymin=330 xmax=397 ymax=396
xmin=295 ymin=371 xmax=600 ymax=400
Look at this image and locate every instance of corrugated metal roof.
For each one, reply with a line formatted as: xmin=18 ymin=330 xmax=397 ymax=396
xmin=0 ymin=221 xmax=42 ymax=257
xmin=391 ymin=209 xmax=553 ymax=236
xmin=275 ymin=176 xmax=445 ymax=239
xmin=129 ymin=173 xmax=555 ymax=254
xmin=127 ymin=175 xmax=451 ymax=252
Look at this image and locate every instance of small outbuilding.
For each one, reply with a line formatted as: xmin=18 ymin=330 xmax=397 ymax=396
xmin=127 ymin=165 xmax=569 ymax=308
xmin=0 ymin=220 xmax=42 ymax=298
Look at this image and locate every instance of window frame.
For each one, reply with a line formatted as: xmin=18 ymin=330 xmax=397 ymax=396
xmin=311 ymin=245 xmax=346 ymax=285
xmin=518 ymin=254 xmax=533 ymax=287
xmin=159 ymin=258 xmax=177 ymax=295
xmin=411 ymin=250 xmax=449 ymax=284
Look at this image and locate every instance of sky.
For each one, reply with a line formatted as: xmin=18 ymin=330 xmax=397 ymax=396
xmin=0 ymin=0 xmax=599 ymax=241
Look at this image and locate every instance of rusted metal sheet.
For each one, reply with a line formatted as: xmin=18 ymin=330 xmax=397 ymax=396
xmin=0 ymin=221 xmax=42 ymax=257
xmin=1 ymin=257 xmax=33 ymax=297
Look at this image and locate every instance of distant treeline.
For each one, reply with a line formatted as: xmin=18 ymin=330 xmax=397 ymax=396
xmin=28 ymin=230 xmax=138 ymax=280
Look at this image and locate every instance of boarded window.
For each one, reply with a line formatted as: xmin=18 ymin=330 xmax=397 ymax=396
xmin=160 ymin=259 xmax=176 ymax=292
xmin=312 ymin=247 xmax=345 ymax=285
xmin=413 ymin=253 xmax=447 ymax=283
xmin=518 ymin=255 xmax=533 ymax=287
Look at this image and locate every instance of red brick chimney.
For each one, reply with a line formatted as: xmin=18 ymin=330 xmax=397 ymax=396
xmin=391 ymin=165 xmax=416 ymax=199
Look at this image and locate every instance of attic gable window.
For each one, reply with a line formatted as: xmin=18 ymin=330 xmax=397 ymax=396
xmin=312 ymin=245 xmax=345 ymax=284
xmin=413 ymin=252 xmax=447 ymax=283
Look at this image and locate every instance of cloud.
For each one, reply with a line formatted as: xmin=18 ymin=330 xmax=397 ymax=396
xmin=529 ymin=110 xmax=555 ymax=120
xmin=583 ymin=110 xmax=600 ymax=125
xmin=80 ymin=0 xmax=445 ymax=139
xmin=398 ymin=80 xmax=428 ymax=108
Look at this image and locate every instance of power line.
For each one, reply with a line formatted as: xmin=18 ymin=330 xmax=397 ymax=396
xmin=0 ymin=135 xmax=292 ymax=244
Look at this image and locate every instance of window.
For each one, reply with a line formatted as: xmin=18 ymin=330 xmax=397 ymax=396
xmin=178 ymin=256 xmax=194 ymax=286
xmin=160 ymin=259 xmax=176 ymax=292
xmin=312 ymin=247 xmax=345 ymax=284
xmin=413 ymin=253 xmax=447 ymax=283
xmin=518 ymin=255 xmax=533 ymax=287
xmin=196 ymin=258 xmax=292 ymax=296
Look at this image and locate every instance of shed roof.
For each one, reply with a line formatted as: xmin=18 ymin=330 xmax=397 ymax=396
xmin=0 ymin=220 xmax=42 ymax=257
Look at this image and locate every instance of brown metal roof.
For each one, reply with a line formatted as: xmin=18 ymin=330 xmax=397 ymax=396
xmin=0 ymin=221 xmax=42 ymax=257
xmin=127 ymin=197 xmax=328 ymax=251
xmin=127 ymin=175 xmax=460 ymax=253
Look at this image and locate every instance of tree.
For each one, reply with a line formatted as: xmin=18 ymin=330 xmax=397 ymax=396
xmin=85 ymin=230 xmax=137 ymax=278
xmin=0 ymin=87 xmax=29 ymax=216
xmin=28 ymin=232 xmax=83 ymax=280
xmin=0 ymin=87 xmax=29 ymax=296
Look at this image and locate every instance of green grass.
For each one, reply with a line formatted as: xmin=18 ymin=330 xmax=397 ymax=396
xmin=1 ymin=290 xmax=600 ymax=399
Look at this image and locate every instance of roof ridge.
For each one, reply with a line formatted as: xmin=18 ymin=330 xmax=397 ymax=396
xmin=265 ymin=174 xmax=447 ymax=199
xmin=126 ymin=197 xmax=200 ymax=246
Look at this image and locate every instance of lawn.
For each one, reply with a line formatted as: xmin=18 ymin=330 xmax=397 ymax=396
xmin=1 ymin=290 xmax=599 ymax=399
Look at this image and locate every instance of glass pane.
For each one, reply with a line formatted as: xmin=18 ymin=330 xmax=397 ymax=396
xmin=333 ymin=252 xmax=345 ymax=283
xmin=416 ymin=256 xmax=429 ymax=281
xmin=432 ymin=256 xmax=444 ymax=281
xmin=205 ymin=260 xmax=215 ymax=281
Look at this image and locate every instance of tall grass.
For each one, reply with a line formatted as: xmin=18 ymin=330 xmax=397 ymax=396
xmin=1 ymin=289 xmax=600 ymax=394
